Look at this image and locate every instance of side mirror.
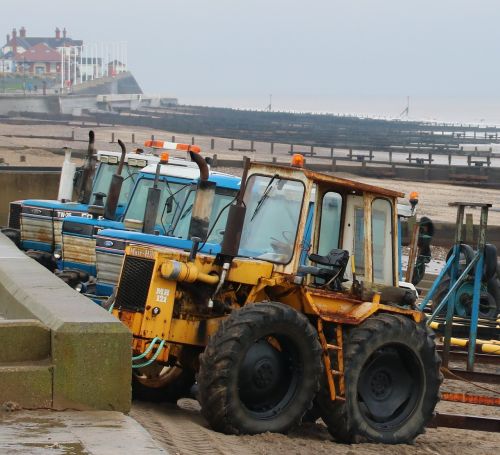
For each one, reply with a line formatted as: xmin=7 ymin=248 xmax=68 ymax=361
xmin=166 ymin=196 xmax=174 ymax=214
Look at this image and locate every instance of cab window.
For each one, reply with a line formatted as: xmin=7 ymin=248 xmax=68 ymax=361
xmin=317 ymin=192 xmax=342 ymax=255
xmin=372 ymin=198 xmax=393 ymax=285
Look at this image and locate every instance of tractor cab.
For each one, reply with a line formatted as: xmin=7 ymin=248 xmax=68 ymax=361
xmin=236 ymin=162 xmax=402 ymax=293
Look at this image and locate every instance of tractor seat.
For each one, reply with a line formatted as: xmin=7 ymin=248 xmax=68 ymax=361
xmin=298 ymin=249 xmax=350 ymax=291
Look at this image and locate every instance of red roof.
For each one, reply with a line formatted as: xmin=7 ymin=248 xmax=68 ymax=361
xmin=14 ymin=43 xmax=61 ymax=63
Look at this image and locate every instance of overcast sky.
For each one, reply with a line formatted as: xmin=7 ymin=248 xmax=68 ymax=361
xmin=2 ymin=1 xmax=500 ymax=122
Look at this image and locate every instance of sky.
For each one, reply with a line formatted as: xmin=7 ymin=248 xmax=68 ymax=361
xmin=2 ymin=0 xmax=500 ymax=123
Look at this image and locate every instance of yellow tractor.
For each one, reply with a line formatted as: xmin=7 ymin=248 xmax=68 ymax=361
xmin=112 ymin=158 xmax=441 ymax=444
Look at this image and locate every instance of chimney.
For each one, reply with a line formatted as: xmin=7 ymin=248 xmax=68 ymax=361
xmin=63 ymin=28 xmax=67 ymax=39
xmin=20 ymin=26 xmax=26 ymax=38
xmin=11 ymin=29 xmax=17 ymax=56
xmin=55 ymin=27 xmax=60 ymax=39
xmin=6 ymin=34 xmax=10 ymax=44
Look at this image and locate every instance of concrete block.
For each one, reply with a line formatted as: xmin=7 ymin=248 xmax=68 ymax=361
xmin=0 ymin=234 xmax=132 ymax=412
xmin=0 ymin=362 xmax=53 ymax=408
xmin=0 ymin=319 xmax=50 ymax=363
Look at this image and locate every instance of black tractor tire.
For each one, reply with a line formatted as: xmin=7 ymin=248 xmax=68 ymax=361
xmin=132 ymin=364 xmax=195 ymax=404
xmin=198 ymin=301 xmax=323 ymax=435
xmin=487 ymin=277 xmax=500 ymax=318
xmin=445 ymin=244 xmax=474 ymax=277
xmin=482 ymin=244 xmax=497 ymax=282
xmin=431 ymin=277 xmax=451 ymax=315
xmin=317 ymin=313 xmax=442 ymax=444
xmin=0 ymin=228 xmax=20 ymax=247
xmin=26 ymin=250 xmax=57 ymax=272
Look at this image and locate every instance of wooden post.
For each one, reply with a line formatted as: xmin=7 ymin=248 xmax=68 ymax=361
xmin=191 ymin=137 xmax=195 ymax=145
xmin=71 ymin=129 xmax=75 ymax=141
xmin=448 ymin=153 xmax=452 ymax=166
xmin=428 ymin=152 xmax=432 ymax=164
xmin=272 ymin=157 xmax=277 ymax=164
xmin=211 ymin=138 xmax=215 ymax=150
xmin=310 ymin=145 xmax=314 ymax=156
xmin=111 ymin=132 xmax=115 ymax=143
xmin=369 ymin=150 xmax=373 ymax=161
xmin=467 ymin=155 xmax=471 ymax=166
xmin=212 ymin=154 xmax=218 ymax=167
xmin=132 ymin=133 xmax=135 ymax=143
xmin=465 ymin=213 xmax=474 ymax=243
xmin=251 ymin=140 xmax=254 ymax=152
xmin=348 ymin=148 xmax=353 ymax=160
xmin=487 ymin=155 xmax=491 ymax=167
xmin=405 ymin=218 xmax=419 ymax=283
xmin=389 ymin=150 xmax=393 ymax=163
xmin=172 ymin=135 xmax=175 ymax=142
xmin=270 ymin=142 xmax=274 ymax=155
xmin=290 ymin=144 xmax=294 ymax=153
xmin=151 ymin=134 xmax=155 ymax=141
xmin=331 ymin=158 xmax=337 ymax=172
xmin=230 ymin=139 xmax=234 ymax=151
xmin=330 ymin=147 xmax=334 ymax=158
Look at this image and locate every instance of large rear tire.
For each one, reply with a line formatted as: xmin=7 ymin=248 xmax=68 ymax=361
xmin=317 ymin=313 xmax=442 ymax=444
xmin=198 ymin=301 xmax=323 ymax=435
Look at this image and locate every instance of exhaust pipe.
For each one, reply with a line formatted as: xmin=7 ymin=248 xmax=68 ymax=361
xmin=104 ymin=140 xmax=127 ymax=220
xmin=57 ymin=147 xmax=76 ymax=202
xmin=143 ymin=153 xmax=168 ymax=234
xmin=77 ymin=130 xmax=97 ymax=204
xmin=187 ymin=151 xmax=216 ymax=242
xmin=220 ymin=157 xmax=250 ymax=258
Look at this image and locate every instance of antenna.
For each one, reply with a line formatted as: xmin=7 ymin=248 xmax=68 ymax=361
xmin=267 ymin=94 xmax=272 ymax=112
xmin=399 ymin=96 xmax=410 ymax=118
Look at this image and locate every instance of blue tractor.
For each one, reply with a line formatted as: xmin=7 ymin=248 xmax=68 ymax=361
xmin=59 ymin=142 xmax=240 ymax=298
xmin=3 ymin=131 xmax=161 ymax=270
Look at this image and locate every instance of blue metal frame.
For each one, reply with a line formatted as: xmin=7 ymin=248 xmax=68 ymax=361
xmin=418 ymin=202 xmax=491 ymax=372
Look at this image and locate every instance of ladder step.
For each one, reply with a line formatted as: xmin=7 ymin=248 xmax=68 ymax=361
xmin=331 ymin=369 xmax=343 ymax=376
xmin=326 ymin=343 xmax=341 ymax=351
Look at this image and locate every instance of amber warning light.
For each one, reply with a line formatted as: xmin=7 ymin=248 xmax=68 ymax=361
xmin=291 ymin=153 xmax=305 ymax=168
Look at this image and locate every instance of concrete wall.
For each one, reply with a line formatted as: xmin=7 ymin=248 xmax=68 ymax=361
xmin=0 ymin=170 xmax=61 ymax=225
xmin=0 ymin=233 xmax=131 ymax=411
xmin=0 ymin=95 xmax=60 ymax=115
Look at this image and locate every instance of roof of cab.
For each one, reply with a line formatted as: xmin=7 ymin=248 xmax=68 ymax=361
xmin=251 ymin=162 xmax=404 ymax=198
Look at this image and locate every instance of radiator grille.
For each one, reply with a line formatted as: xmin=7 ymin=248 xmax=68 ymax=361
xmin=115 ymin=255 xmax=154 ymax=312
xmin=8 ymin=202 xmax=22 ymax=230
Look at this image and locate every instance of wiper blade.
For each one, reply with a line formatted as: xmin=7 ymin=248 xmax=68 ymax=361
xmin=250 ymin=175 xmax=278 ymax=221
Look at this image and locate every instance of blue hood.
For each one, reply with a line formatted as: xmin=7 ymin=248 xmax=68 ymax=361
xmin=97 ymin=228 xmax=221 ymax=255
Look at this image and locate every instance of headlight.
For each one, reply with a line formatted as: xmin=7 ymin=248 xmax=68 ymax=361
xmin=54 ymin=250 xmax=62 ymax=260
xmin=74 ymin=282 xmax=84 ymax=293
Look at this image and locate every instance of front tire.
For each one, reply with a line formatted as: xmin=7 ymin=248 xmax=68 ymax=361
xmin=317 ymin=313 xmax=442 ymax=444
xmin=198 ymin=301 xmax=323 ymax=435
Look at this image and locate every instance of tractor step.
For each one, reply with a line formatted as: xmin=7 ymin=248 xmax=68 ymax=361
xmin=0 ymin=360 xmax=53 ymax=408
xmin=326 ymin=343 xmax=341 ymax=351
xmin=0 ymin=319 xmax=51 ymax=363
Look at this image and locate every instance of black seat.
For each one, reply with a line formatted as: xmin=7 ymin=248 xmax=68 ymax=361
xmin=298 ymin=249 xmax=349 ymax=291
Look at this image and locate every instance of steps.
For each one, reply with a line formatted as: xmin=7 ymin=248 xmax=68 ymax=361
xmin=0 ymin=319 xmax=53 ymax=408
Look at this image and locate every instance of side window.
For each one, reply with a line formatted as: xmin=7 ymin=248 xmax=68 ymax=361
xmin=372 ymin=198 xmax=393 ymax=285
xmin=317 ymin=192 xmax=342 ymax=255
xmin=353 ymin=207 xmax=365 ymax=275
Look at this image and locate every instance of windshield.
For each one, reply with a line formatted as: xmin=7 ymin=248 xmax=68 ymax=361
xmin=124 ymin=178 xmax=192 ymax=234
xmin=172 ymin=187 xmax=237 ymax=243
xmin=238 ymin=174 xmax=304 ymax=264
xmin=92 ymin=163 xmax=138 ymax=206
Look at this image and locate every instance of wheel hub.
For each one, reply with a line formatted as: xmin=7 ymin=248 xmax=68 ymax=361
xmin=369 ymin=370 xmax=392 ymax=400
xmin=238 ymin=339 xmax=289 ymax=412
xmin=359 ymin=350 xmax=413 ymax=422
